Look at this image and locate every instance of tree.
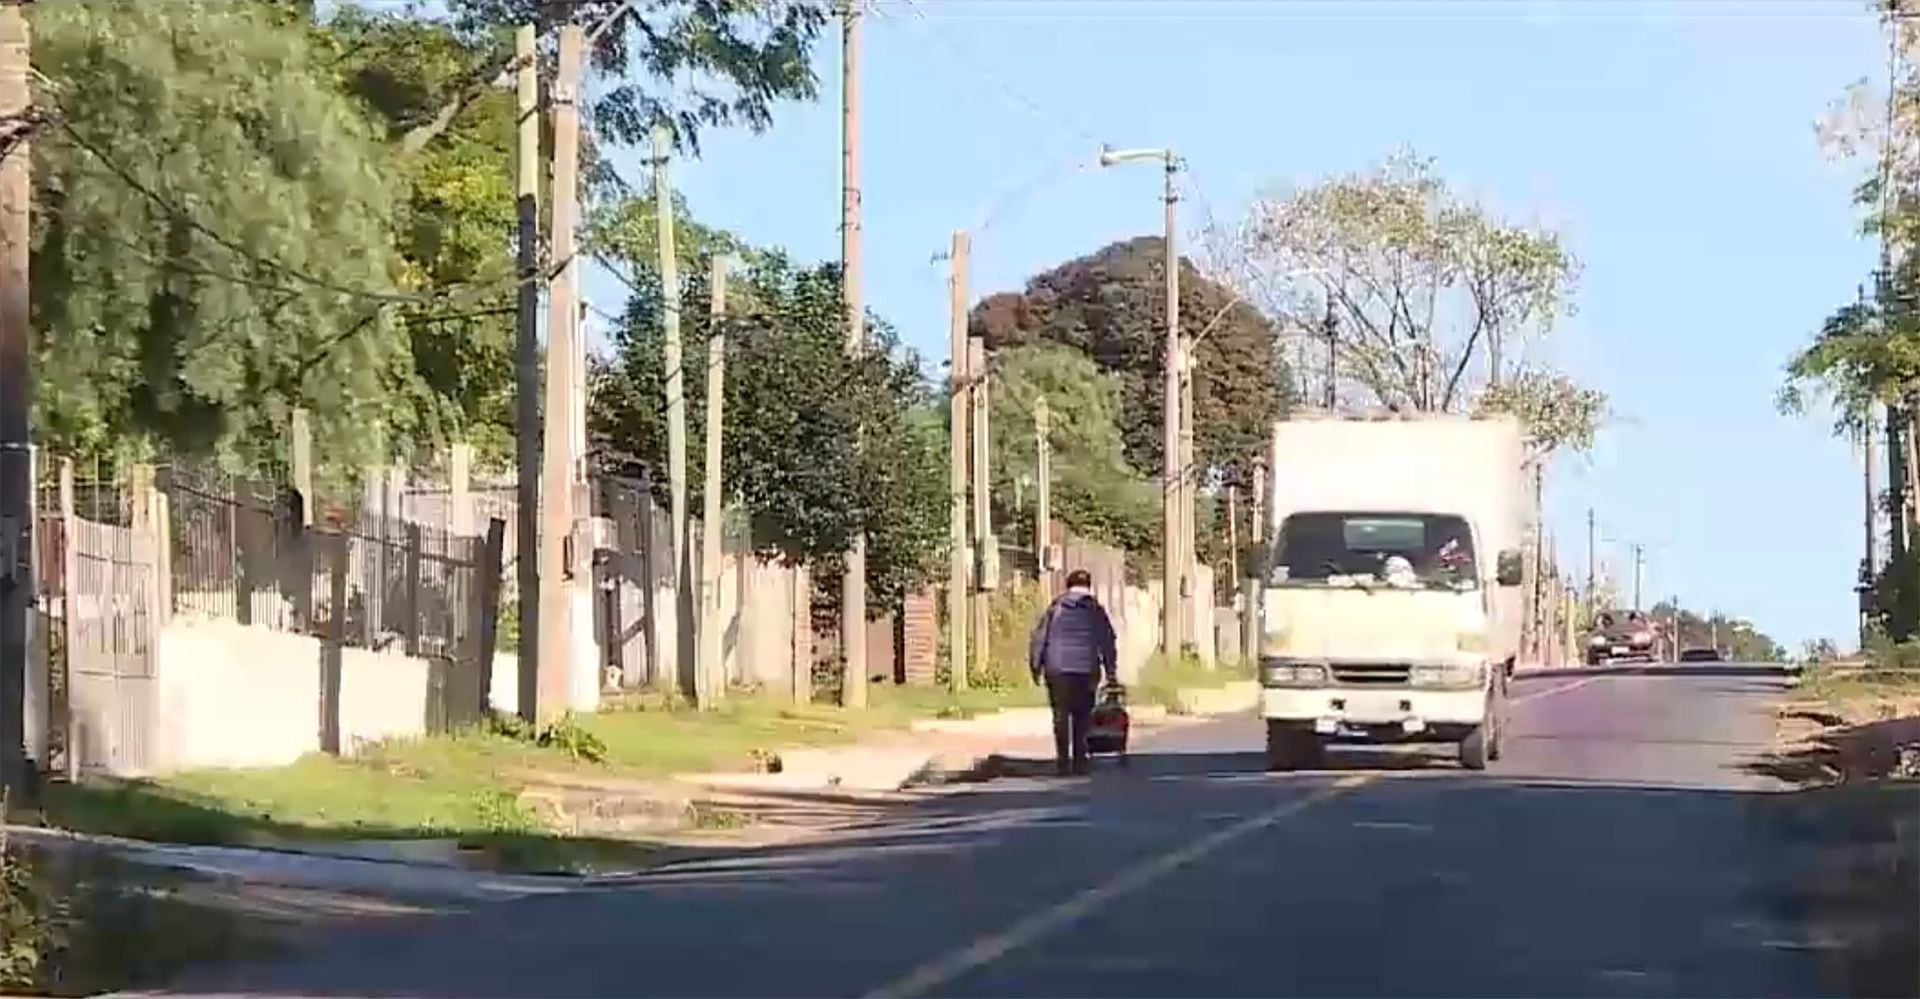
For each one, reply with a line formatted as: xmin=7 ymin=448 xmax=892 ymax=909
xmin=588 ymin=245 xmax=946 ymax=611
xmin=1210 ymin=150 xmax=1602 ymax=456
xmin=1648 ymin=599 xmax=1787 ymax=662
xmin=322 ymin=4 xmax=524 ymax=469
xmin=31 ymin=1 xmax=411 ymax=473
xmin=985 ymin=344 xmax=1161 ymax=557
xmin=970 ymin=235 xmax=1290 ymax=489
xmin=427 ymin=0 xmax=826 ymax=157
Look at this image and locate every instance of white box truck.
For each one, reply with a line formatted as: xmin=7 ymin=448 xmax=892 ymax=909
xmin=1259 ymin=414 xmax=1529 ymax=770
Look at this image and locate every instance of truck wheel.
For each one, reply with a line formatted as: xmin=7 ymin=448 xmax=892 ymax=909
xmin=1265 ymin=722 xmax=1321 ymax=771
xmin=1486 ymin=686 xmax=1506 ymax=762
xmin=1459 ymin=725 xmax=1492 ymax=771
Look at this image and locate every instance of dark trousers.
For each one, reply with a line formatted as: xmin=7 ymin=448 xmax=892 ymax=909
xmin=1045 ymin=671 xmax=1097 ymax=767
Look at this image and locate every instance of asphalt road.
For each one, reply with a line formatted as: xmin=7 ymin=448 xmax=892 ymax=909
xmin=166 ymin=663 xmax=1841 ymax=998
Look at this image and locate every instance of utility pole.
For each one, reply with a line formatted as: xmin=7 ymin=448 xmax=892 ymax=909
xmin=1863 ymin=425 xmax=1879 ymax=646
xmin=947 ymin=231 xmax=970 ymax=694
xmin=1866 ymin=425 xmax=1880 ymax=572
xmin=1585 ymin=507 xmax=1596 ymax=617
xmin=1225 ymin=482 xmax=1239 ymax=655
xmin=698 ymin=257 xmax=728 ymax=709
xmin=1630 ymin=543 xmax=1645 ymax=612
xmin=533 ymin=24 xmax=584 ymax=724
xmin=1035 ymin=394 xmax=1052 ymax=593
xmin=1529 ymin=463 xmax=1545 ymax=661
xmin=512 ymin=24 xmax=541 ymax=723
xmin=0 ymin=0 xmax=29 ymax=798
xmin=652 ymin=125 xmax=693 ymax=699
xmin=1163 ymin=155 xmax=1183 ymax=658
xmin=839 ymin=0 xmax=869 ymax=708
xmin=1243 ymin=461 xmax=1265 ymax=662
xmin=969 ymin=334 xmax=991 ymax=683
xmin=1321 ymin=300 xmax=1338 ymax=410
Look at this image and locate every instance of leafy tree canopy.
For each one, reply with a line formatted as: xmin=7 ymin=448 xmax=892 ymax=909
xmin=985 ymin=344 xmax=1161 ymax=558
xmin=1210 ymin=149 xmax=1601 ymax=456
xmin=588 ymin=239 xmax=946 ymax=611
xmin=32 ymin=0 xmax=410 ymax=473
xmin=970 ymin=235 xmax=1290 ymax=488
xmin=433 ymin=0 xmax=826 ymax=156
xmin=323 ymin=3 xmax=524 ymax=469
xmin=1647 ymin=599 xmax=1787 ymax=662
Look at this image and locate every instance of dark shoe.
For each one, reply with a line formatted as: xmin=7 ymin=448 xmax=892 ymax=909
xmin=1054 ymin=760 xmax=1071 ymax=777
xmin=1070 ymin=758 xmax=1091 ymax=776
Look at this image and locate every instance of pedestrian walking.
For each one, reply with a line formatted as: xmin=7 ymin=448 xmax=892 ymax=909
xmin=1028 ymin=569 xmax=1119 ymax=775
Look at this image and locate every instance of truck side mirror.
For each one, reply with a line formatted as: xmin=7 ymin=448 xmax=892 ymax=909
xmin=1495 ymin=549 xmax=1524 ymax=587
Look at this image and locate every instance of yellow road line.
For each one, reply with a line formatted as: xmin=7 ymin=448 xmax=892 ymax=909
xmin=1512 ymin=674 xmax=1605 ymax=706
xmin=863 ymin=774 xmax=1374 ymax=999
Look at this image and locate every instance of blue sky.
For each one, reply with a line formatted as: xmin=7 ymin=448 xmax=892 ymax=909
xmin=586 ymin=0 xmax=1885 ymax=650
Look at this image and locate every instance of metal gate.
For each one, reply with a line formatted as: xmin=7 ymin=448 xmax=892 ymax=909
xmin=62 ymin=516 xmax=158 ymax=776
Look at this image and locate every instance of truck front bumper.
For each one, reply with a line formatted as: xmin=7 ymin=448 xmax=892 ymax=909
xmin=1261 ymin=686 xmax=1487 ymax=742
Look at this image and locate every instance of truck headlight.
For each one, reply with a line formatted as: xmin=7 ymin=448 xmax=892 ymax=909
xmin=1410 ymin=663 xmax=1485 ymax=689
xmin=1457 ymin=631 xmax=1488 ymax=654
xmin=1588 ymin=635 xmax=1607 ymax=647
xmin=1261 ymin=660 xmax=1327 ymax=687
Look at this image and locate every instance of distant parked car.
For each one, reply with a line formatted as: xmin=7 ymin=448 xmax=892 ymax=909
xmin=1587 ymin=609 xmax=1656 ymax=666
xmin=1678 ymin=647 xmax=1724 ymax=663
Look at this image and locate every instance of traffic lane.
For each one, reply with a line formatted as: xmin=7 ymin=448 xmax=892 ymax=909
xmin=161 ymin=755 xmax=1350 ymax=998
xmin=1501 ymin=663 xmax=1794 ymax=789
xmin=928 ymin=774 xmax=1822 ymax=998
xmin=880 ymin=669 xmax=1821 ymax=998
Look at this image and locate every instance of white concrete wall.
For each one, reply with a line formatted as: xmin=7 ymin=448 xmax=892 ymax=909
xmin=154 ymin=619 xmax=320 ymax=771
xmin=338 ymin=645 xmax=431 ymax=754
xmin=152 ymin=618 xmax=454 ymax=773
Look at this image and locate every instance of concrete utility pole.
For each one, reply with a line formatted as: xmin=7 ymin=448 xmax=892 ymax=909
xmin=1585 ymin=507 xmax=1596 ymax=616
xmin=698 ymin=257 xmax=729 ymax=709
xmin=0 ymin=0 xmax=29 ymax=797
xmin=1630 ymin=543 xmax=1645 ymax=612
xmin=1035 ymin=394 xmax=1052 ymax=592
xmin=1098 ymin=145 xmax=1181 ymax=657
xmin=1866 ymin=425 xmax=1879 ymax=571
xmin=512 ymin=24 xmax=541 ymax=723
xmin=969 ymin=334 xmax=991 ymax=682
xmin=839 ymin=0 xmax=869 ymax=707
xmin=652 ymin=125 xmax=694 ymax=700
xmin=947 ymin=231 xmax=970 ymax=693
xmin=533 ymin=24 xmax=584 ymax=724
xmin=1166 ymin=157 xmax=1188 ymax=655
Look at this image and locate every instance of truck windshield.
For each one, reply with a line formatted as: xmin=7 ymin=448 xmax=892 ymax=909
xmin=1269 ymin=512 xmax=1479 ymax=589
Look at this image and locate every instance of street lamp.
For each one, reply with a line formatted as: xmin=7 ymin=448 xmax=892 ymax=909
xmin=1098 ymin=144 xmax=1187 ymax=657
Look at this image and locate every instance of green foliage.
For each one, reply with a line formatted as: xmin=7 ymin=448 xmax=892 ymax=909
xmin=985 ymin=344 xmax=1160 ymax=555
xmin=971 ymin=235 xmax=1290 ymax=488
xmin=589 ymin=239 xmax=947 ymax=611
xmin=1 ymin=808 xmax=61 ymax=991
xmin=981 ymin=581 xmax=1052 ymax=691
xmin=444 ymin=0 xmax=826 ymax=154
xmin=323 ymin=5 xmax=523 ymax=469
xmin=486 ymin=712 xmax=608 ymax=764
xmin=1646 ymin=599 xmax=1788 ymax=662
xmin=32 ymin=0 xmax=410 ymax=470
xmin=1476 ymin=368 xmax=1609 ymax=459
xmin=1222 ymin=150 xmax=1597 ymax=452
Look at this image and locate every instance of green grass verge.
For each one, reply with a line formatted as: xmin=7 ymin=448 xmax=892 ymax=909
xmin=1134 ymin=653 xmax=1255 ymax=712
xmin=32 ymin=683 xmax=1045 ymax=873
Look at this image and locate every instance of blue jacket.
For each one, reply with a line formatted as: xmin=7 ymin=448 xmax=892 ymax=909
xmin=1028 ymin=590 xmax=1119 ymax=682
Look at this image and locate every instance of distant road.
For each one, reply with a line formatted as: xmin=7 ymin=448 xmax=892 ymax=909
xmin=173 ymin=663 xmax=1844 ymax=998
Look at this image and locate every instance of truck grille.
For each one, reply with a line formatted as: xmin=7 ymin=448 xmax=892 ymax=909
xmin=1330 ymin=662 xmax=1412 ymax=685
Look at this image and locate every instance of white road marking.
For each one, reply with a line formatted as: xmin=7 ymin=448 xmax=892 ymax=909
xmin=864 ymin=775 xmax=1374 ymax=998
xmin=1350 ymin=819 xmax=1431 ymax=832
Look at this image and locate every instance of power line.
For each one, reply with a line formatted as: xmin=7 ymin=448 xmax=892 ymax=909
xmin=873 ymin=0 xmax=1105 ymax=149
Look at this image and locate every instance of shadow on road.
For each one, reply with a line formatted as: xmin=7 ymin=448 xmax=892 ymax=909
xmin=162 ymin=759 xmax=1920 ymax=999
